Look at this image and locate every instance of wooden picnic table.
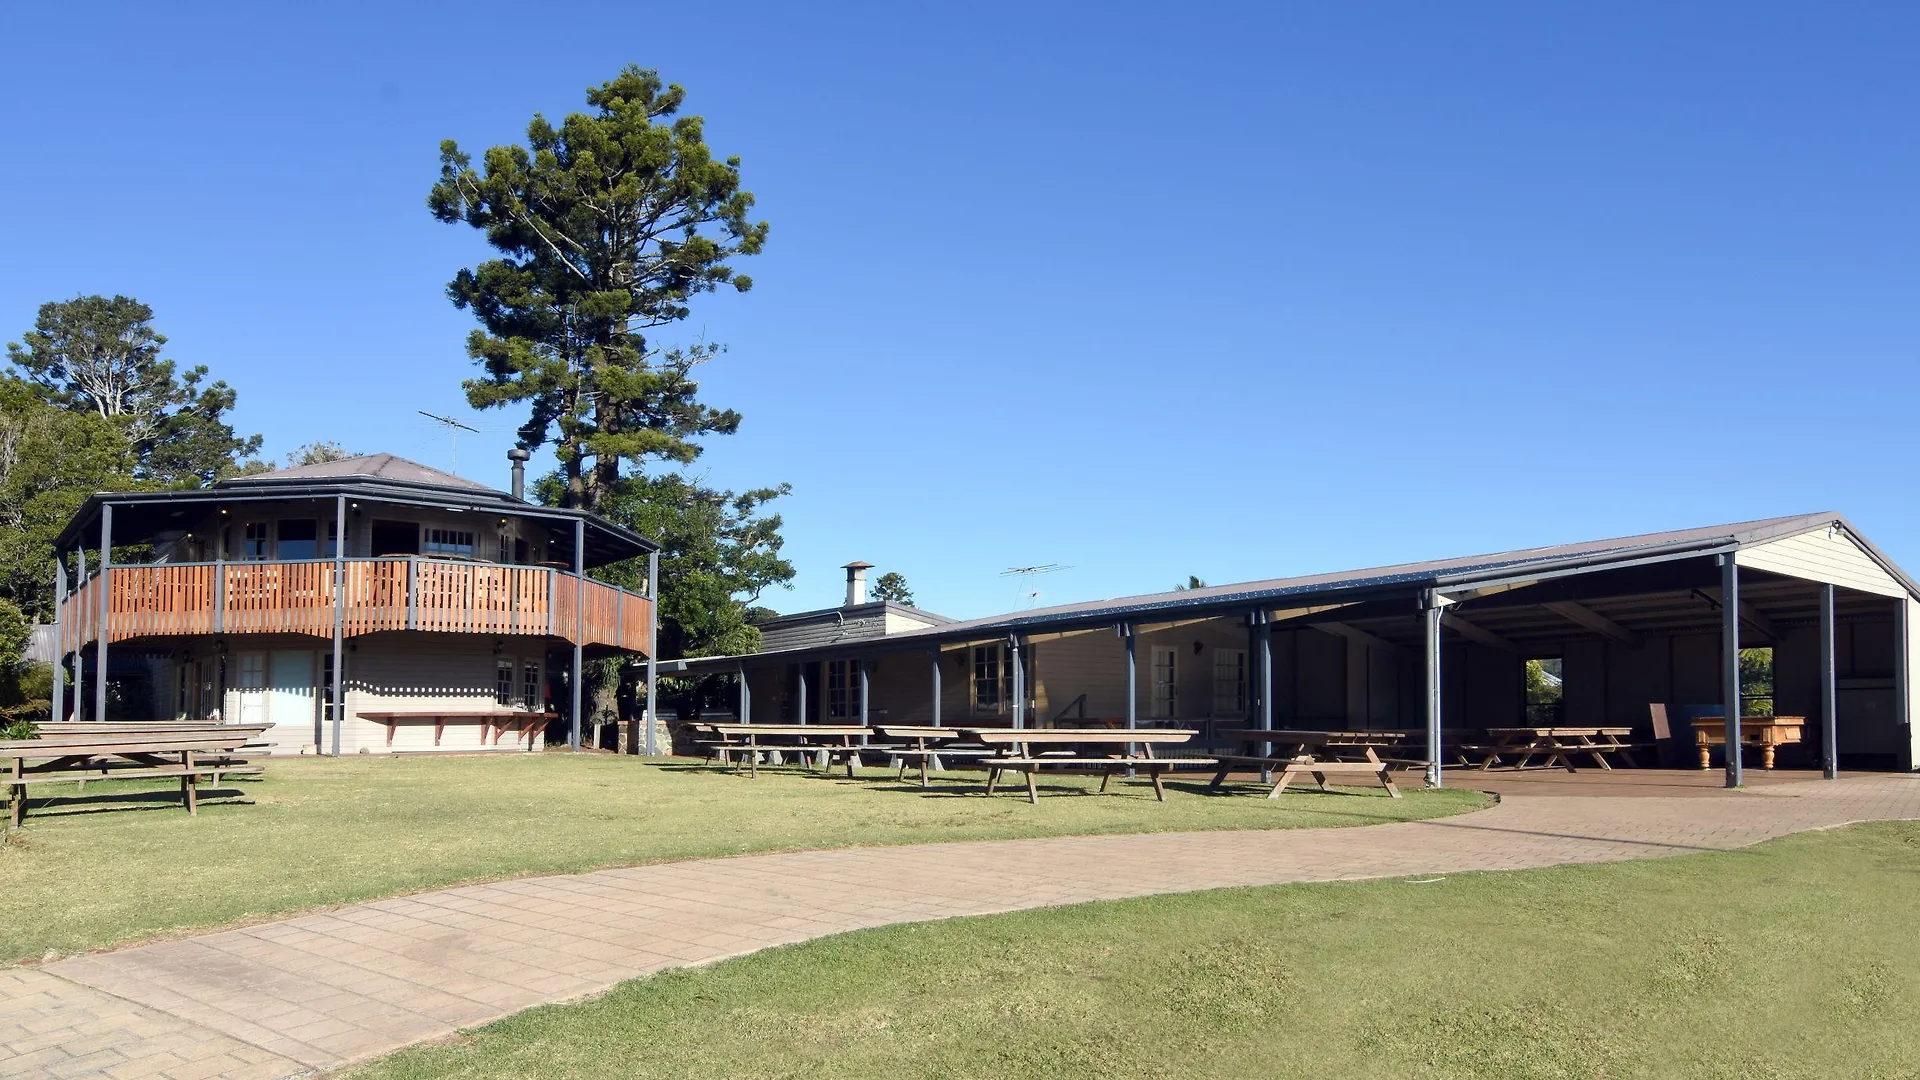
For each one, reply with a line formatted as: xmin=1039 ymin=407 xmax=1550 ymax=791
xmin=872 ymin=725 xmax=999 ymax=788
xmin=962 ymin=727 xmax=1206 ymax=804
xmin=356 ymin=711 xmax=553 ymax=749
xmin=1467 ymin=727 xmax=1644 ymax=772
xmin=5 ymin=726 xmax=268 ymax=825
xmin=1204 ymin=728 xmax=1404 ymax=798
xmin=705 ymin=724 xmax=874 ymax=778
xmin=1690 ymin=716 xmax=1805 ymax=770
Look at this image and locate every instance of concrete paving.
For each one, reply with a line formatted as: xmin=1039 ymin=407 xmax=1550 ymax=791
xmin=5 ymin=772 xmax=1918 ymax=1080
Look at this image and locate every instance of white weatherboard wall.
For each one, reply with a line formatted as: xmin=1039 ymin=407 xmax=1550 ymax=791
xmin=338 ymin=632 xmax=550 ymax=754
xmin=1736 ymin=527 xmax=1907 ymax=598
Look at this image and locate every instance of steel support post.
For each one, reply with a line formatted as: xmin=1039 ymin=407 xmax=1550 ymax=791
xmin=1259 ymin=610 xmax=1275 ymax=783
xmin=1010 ymin=635 xmax=1025 ymax=729
xmin=1424 ymin=598 xmax=1443 ymax=788
xmin=1720 ymin=555 xmax=1743 ymax=788
xmin=73 ymin=547 xmax=86 ymax=721
xmin=1820 ymin=583 xmax=1837 ymax=779
xmin=52 ymin=554 xmax=67 ymax=723
xmin=644 ymin=550 xmax=659 ymax=754
xmin=930 ymin=649 xmax=942 ymax=727
xmin=331 ymin=496 xmax=346 ymax=757
xmin=570 ymin=520 xmax=584 ymax=752
xmin=95 ymin=504 xmax=112 ymax=724
xmin=738 ymin=662 xmax=751 ymax=723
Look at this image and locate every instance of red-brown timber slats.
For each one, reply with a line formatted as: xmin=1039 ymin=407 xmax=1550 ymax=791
xmin=223 ymin=562 xmax=334 ymax=636
xmin=107 ymin=565 xmax=217 ymax=642
xmin=343 ymin=559 xmax=408 ymax=635
xmin=56 ymin=558 xmax=652 ymax=654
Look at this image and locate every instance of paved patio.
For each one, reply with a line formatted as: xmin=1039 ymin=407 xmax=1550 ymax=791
xmin=5 ymin=772 xmax=1918 ymax=1080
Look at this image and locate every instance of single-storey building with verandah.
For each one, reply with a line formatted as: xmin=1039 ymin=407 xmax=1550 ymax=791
xmin=663 ymin=514 xmax=1920 ymax=785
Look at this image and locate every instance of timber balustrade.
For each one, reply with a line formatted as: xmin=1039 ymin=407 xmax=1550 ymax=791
xmin=60 ymin=558 xmax=652 ymax=653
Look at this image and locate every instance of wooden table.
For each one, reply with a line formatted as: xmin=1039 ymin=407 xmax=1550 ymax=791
xmin=1205 ymin=729 xmax=1404 ymax=798
xmin=705 ymin=724 xmax=874 ymax=778
xmin=1690 ymin=716 xmax=1805 ymax=770
xmin=4 ymin=727 xmax=267 ymax=825
xmin=873 ymin=726 xmax=996 ymax=788
xmin=963 ymin=727 xmax=1205 ymax=804
xmin=1468 ymin=728 xmax=1643 ymax=771
xmin=356 ymin=711 xmax=553 ymax=748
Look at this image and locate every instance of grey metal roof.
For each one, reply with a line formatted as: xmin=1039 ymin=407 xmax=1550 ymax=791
xmin=220 ymin=454 xmax=496 ymax=493
xmin=663 ymin=512 xmax=1911 ymax=672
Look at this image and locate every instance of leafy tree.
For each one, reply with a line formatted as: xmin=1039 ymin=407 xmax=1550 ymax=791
xmin=285 ymin=441 xmax=355 ymax=466
xmin=0 ymin=377 xmax=131 ymax=619
xmin=6 ymin=296 xmax=262 ymax=486
xmin=429 ymin=66 xmax=769 ymax=512
xmin=870 ymin=571 xmax=914 ymax=606
xmin=1174 ymin=575 xmax=1207 ymax=591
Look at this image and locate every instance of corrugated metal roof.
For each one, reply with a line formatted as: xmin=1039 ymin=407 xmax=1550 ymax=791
xmin=217 ymin=454 xmax=497 ymax=493
xmin=664 ymin=512 xmax=1901 ymax=672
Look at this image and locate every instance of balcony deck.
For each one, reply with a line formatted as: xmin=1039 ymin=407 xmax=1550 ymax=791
xmin=60 ymin=557 xmax=651 ymax=654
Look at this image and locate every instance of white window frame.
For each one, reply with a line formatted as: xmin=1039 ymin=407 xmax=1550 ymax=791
xmin=1150 ymin=646 xmax=1178 ymax=719
xmin=495 ymin=659 xmax=515 ymax=707
xmin=522 ymin=660 xmax=542 ymax=712
xmin=827 ymin=660 xmax=853 ymax=720
xmin=423 ymin=528 xmax=476 ymax=558
xmin=1213 ymin=648 xmax=1247 ymax=717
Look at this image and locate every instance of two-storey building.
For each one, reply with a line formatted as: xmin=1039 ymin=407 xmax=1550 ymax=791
xmin=50 ymin=453 xmax=659 ymax=754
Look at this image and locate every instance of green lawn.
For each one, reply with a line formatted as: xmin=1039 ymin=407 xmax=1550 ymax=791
xmin=0 ymin=753 xmax=1482 ymax=964
xmin=352 ymin=821 xmax=1920 ymax=1080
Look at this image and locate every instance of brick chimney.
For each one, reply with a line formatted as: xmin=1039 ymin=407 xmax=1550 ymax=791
xmin=843 ymin=561 xmax=873 ymax=606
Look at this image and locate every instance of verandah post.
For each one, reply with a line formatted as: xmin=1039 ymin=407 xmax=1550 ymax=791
xmin=644 ymin=549 xmax=659 ymax=755
xmin=53 ymin=554 xmax=67 ymax=723
xmin=331 ymin=495 xmax=346 ymax=757
xmin=1423 ymin=595 xmax=1442 ymax=789
xmin=571 ymin=519 xmax=585 ymax=752
xmin=1721 ymin=554 xmax=1743 ymax=788
xmin=1820 ymin=582 xmax=1837 ymax=780
xmin=1010 ymin=635 xmax=1025 ymax=730
xmin=73 ymin=545 xmax=86 ymax=721
xmin=930 ymin=649 xmax=941 ymax=727
xmin=1259 ymin=609 xmax=1274 ymax=783
xmin=1119 ymin=622 xmax=1136 ymax=756
xmin=95 ymin=503 xmax=112 ymax=724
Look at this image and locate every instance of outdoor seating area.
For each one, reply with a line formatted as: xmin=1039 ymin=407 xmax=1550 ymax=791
xmin=4 ymin=722 xmax=268 ymax=825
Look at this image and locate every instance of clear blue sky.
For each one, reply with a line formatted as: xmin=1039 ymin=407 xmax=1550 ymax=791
xmin=3 ymin=3 xmax=1915 ymax=619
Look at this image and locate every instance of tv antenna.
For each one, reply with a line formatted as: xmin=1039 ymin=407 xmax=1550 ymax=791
xmin=1000 ymin=564 xmax=1072 ymax=610
xmin=418 ymin=411 xmax=480 ymax=474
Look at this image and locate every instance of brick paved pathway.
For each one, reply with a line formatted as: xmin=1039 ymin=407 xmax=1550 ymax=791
xmin=6 ymin=773 xmax=1918 ymax=1080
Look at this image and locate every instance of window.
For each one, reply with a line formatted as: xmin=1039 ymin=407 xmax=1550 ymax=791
xmin=175 ymin=662 xmax=198 ymax=720
xmin=496 ymin=660 xmax=515 ymax=706
xmin=322 ymin=520 xmax=339 ymax=558
xmin=1213 ymin=649 xmax=1247 ymax=716
xmin=1740 ymin=648 xmax=1775 ymax=717
xmin=242 ymin=522 xmax=270 ymax=560
xmin=277 ymin=520 xmax=318 ymax=560
xmin=498 ymin=536 xmax=511 ymax=564
xmin=1150 ymin=646 xmax=1178 ymax=719
xmin=1524 ymin=658 xmax=1563 ymax=724
xmin=970 ymin=644 xmax=1016 ymax=715
xmin=423 ymin=528 xmax=475 ymax=558
xmin=522 ymin=661 xmax=541 ymax=712
xmin=827 ymin=660 xmax=853 ymax=720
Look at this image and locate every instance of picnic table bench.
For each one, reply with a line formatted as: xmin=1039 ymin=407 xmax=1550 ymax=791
xmin=1689 ymin=716 xmax=1805 ymax=770
xmin=1463 ymin=727 xmax=1645 ymax=771
xmin=704 ymin=724 xmax=874 ymax=777
xmin=356 ymin=710 xmax=553 ymax=749
xmin=872 ymin=725 xmax=998 ymax=788
xmin=5 ymin=726 xmax=268 ymax=825
xmin=964 ymin=728 xmax=1207 ymax=804
xmin=1204 ymin=729 xmax=1404 ymax=798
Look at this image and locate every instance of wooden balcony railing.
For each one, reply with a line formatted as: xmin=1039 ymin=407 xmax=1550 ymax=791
xmin=60 ymin=557 xmax=653 ymax=655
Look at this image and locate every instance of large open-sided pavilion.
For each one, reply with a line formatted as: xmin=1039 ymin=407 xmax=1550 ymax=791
xmin=663 ymin=514 xmax=1920 ymax=784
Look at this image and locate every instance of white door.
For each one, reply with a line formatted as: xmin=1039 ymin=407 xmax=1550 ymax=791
xmin=269 ymin=650 xmax=316 ymax=749
xmin=1150 ymin=646 xmax=1178 ymax=719
xmin=236 ymin=653 xmax=266 ymax=726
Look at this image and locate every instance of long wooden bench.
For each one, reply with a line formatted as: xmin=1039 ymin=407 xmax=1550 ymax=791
xmin=1208 ymin=754 xmax=1401 ymax=798
xmin=356 ymin=711 xmax=553 ymax=748
xmin=5 ymin=727 xmax=268 ymax=825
